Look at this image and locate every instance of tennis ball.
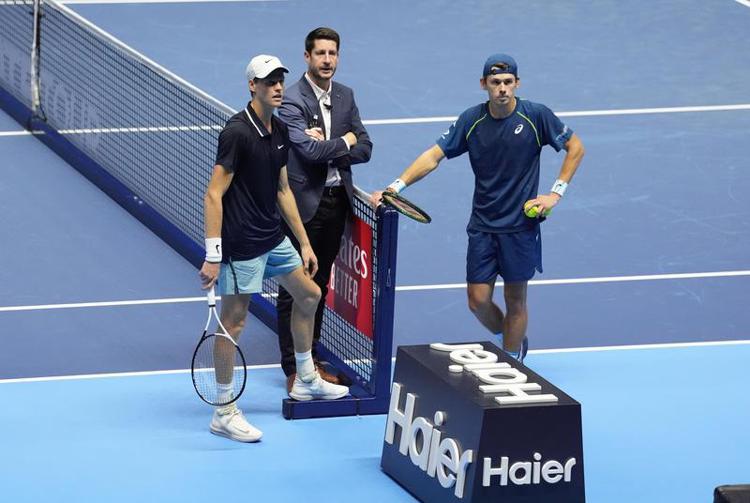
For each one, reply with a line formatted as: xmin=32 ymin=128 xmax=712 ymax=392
xmin=524 ymin=200 xmax=551 ymax=218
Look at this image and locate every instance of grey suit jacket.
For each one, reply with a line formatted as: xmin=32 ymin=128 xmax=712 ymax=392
xmin=278 ymin=75 xmax=373 ymax=222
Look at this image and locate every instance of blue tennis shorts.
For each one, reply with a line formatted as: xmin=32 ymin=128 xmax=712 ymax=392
xmin=466 ymin=227 xmax=542 ymax=283
xmin=218 ymin=237 xmax=302 ymax=295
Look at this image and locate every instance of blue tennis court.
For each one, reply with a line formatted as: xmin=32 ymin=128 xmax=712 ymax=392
xmin=1 ymin=0 xmax=749 ymax=501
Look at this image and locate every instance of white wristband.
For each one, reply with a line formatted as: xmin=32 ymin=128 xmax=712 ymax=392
xmin=387 ymin=178 xmax=407 ymax=194
xmin=205 ymin=237 xmax=222 ymax=263
xmin=550 ymin=179 xmax=568 ymax=198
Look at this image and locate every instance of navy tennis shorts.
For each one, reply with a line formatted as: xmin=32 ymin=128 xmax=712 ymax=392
xmin=466 ymin=227 xmax=542 ymax=283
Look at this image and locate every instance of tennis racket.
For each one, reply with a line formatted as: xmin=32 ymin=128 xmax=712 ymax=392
xmin=191 ymin=286 xmax=247 ymax=406
xmin=381 ymin=190 xmax=432 ymax=224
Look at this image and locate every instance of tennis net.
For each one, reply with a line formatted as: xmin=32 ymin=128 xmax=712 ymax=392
xmin=0 ymin=0 xmax=397 ymax=419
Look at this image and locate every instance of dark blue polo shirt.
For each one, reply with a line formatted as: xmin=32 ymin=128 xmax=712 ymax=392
xmin=437 ymin=98 xmax=572 ymax=233
xmin=214 ymin=103 xmax=290 ymax=261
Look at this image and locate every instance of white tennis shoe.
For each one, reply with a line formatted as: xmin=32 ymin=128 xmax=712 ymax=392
xmin=210 ymin=406 xmax=262 ymax=443
xmin=289 ymin=372 xmax=349 ymax=401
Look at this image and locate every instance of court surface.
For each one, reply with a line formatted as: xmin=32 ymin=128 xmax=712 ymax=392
xmin=1 ymin=0 xmax=749 ymax=501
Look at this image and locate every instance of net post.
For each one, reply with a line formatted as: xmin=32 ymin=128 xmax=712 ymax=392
xmin=366 ymin=205 xmax=399 ymax=412
xmin=281 ymin=192 xmax=399 ymax=419
xmin=30 ymin=0 xmax=42 ymax=119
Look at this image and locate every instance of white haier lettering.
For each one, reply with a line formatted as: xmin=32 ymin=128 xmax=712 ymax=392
xmin=483 ymin=453 xmax=577 ymax=487
xmin=384 ymin=382 xmax=474 ymax=499
xmin=430 ymin=343 xmax=558 ymax=405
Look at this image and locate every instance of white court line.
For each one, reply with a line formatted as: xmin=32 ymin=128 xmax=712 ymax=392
xmin=530 ymin=339 xmax=750 ymax=355
xmin=2 ymin=339 xmax=749 ymax=385
xmin=57 ymin=125 xmax=221 ymax=135
xmin=0 ymin=130 xmax=32 ymax=137
xmin=363 ymin=116 xmax=459 ymax=126
xmin=2 ymin=103 xmax=749 ymax=139
xmin=734 ymin=0 xmax=750 ymax=8
xmin=556 ymin=103 xmax=750 ymax=117
xmin=0 ymin=364 xmax=281 ymax=385
xmin=60 ymin=0 xmax=284 ymax=4
xmin=1 ymin=270 xmax=748 ymax=312
xmin=0 ymin=126 xmax=219 ymax=137
xmin=395 ymin=270 xmax=750 ymax=292
xmin=362 ymin=103 xmax=750 ymax=126
xmin=0 ymin=296 xmax=208 ymax=312
xmin=49 ymin=103 xmax=750 ymax=132
xmin=45 ymin=103 xmax=750 ymax=133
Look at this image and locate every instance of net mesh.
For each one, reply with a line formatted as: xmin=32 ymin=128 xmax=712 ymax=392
xmin=0 ymin=1 xmax=34 ymax=108
xmin=39 ymin=2 xmax=228 ymax=244
xmin=262 ymin=192 xmax=379 ymax=387
xmin=0 ymin=0 xmax=386 ymax=394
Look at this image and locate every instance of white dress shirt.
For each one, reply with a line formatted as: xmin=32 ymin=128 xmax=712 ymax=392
xmin=304 ymin=73 xmax=350 ymax=187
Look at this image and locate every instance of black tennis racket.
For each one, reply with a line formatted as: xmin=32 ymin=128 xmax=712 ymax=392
xmin=191 ymin=286 xmax=247 ymax=406
xmin=381 ymin=190 xmax=432 ymax=224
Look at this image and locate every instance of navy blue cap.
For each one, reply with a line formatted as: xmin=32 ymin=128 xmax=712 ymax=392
xmin=483 ymin=53 xmax=518 ymax=77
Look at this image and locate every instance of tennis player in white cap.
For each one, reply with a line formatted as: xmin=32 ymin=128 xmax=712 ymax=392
xmin=199 ymin=54 xmax=349 ymax=442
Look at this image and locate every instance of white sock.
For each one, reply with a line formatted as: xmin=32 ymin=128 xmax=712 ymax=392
xmin=217 ymin=382 xmax=234 ymax=405
xmin=295 ymin=350 xmax=316 ymax=381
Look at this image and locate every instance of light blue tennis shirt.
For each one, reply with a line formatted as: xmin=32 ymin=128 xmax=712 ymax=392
xmin=437 ymin=98 xmax=572 ymax=233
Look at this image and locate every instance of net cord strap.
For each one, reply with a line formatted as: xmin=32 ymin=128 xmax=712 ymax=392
xmin=353 ymin=185 xmax=370 ymax=202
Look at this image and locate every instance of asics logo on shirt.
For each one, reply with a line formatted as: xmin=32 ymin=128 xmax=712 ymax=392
xmin=514 ymin=124 xmax=524 ymax=134
xmin=441 ymin=122 xmax=455 ymax=139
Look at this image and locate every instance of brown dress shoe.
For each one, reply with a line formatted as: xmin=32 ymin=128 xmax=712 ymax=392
xmin=286 ymin=373 xmax=296 ymax=393
xmin=315 ymin=363 xmax=341 ymax=384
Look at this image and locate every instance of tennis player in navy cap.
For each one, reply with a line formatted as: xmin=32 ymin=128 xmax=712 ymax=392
xmin=373 ymin=53 xmax=584 ymax=362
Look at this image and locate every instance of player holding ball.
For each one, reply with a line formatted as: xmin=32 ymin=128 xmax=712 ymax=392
xmin=373 ymin=53 xmax=584 ymax=362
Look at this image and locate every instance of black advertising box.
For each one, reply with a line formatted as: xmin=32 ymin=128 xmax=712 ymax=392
xmin=381 ymin=342 xmax=585 ymax=503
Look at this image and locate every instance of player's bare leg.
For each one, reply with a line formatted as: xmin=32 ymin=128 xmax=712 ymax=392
xmin=467 ymin=281 xmax=528 ymax=361
xmin=276 ymin=266 xmax=321 ymax=352
xmin=277 ymin=266 xmax=349 ymax=400
xmin=210 ymin=293 xmax=261 ymax=442
xmin=467 ymin=281 xmax=505 ymax=334
xmin=502 ymin=281 xmax=528 ymax=354
xmin=216 ymin=293 xmax=251 ymax=384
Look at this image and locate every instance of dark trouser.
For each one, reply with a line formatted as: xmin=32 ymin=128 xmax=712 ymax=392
xmin=276 ymin=186 xmax=350 ymax=376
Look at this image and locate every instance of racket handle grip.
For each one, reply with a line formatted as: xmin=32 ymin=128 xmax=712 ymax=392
xmin=207 ymin=286 xmax=217 ymax=307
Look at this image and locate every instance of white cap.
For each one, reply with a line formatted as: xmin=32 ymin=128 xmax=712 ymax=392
xmin=245 ymin=54 xmax=289 ymax=81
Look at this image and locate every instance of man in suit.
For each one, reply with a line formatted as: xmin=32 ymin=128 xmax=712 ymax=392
xmin=276 ymin=27 xmax=373 ymax=393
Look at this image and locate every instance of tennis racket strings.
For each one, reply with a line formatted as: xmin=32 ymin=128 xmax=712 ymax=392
xmin=191 ymin=287 xmax=248 ymax=406
xmin=192 ymin=332 xmax=246 ymax=406
xmin=381 ymin=191 xmax=432 ymax=224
